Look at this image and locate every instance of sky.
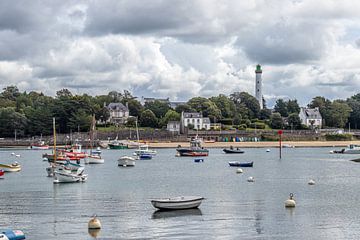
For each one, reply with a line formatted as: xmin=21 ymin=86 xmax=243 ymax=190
xmin=0 ymin=0 xmax=360 ymax=107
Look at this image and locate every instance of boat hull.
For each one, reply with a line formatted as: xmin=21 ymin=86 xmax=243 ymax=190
xmin=53 ymin=170 xmax=87 ymax=183
xmin=228 ymin=161 xmax=253 ymax=167
xmin=223 ymin=149 xmax=245 ymax=154
xmin=151 ymin=196 xmax=204 ymax=210
xmin=30 ymin=145 xmax=49 ymax=150
xmin=0 ymin=163 xmax=21 ymax=172
xmin=118 ymin=157 xmax=136 ymax=167
xmin=176 ymin=149 xmax=209 ymax=157
xmin=87 ymin=156 xmax=105 ymax=164
xmin=108 ymin=144 xmax=128 ymax=149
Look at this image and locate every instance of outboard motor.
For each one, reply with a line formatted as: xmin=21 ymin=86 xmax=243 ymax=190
xmin=1 ymin=230 xmax=25 ymax=240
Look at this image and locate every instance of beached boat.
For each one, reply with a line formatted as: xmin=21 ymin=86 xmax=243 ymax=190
xmin=118 ymin=156 xmax=136 ymax=167
xmin=53 ymin=167 xmax=87 ymax=183
xmin=151 ymin=196 xmax=204 ymax=210
xmin=176 ymin=136 xmax=209 ymax=157
xmin=0 ymin=229 xmax=26 ymax=240
xmin=0 ymin=162 xmax=21 ymax=172
xmin=223 ymin=148 xmax=245 ymax=154
xmin=228 ymin=161 xmax=253 ymax=167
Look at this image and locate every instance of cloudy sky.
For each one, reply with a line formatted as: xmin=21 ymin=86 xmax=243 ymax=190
xmin=0 ymin=0 xmax=360 ymax=106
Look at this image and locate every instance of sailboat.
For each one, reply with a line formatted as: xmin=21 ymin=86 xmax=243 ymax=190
xmin=133 ymin=118 xmax=157 ymax=156
xmin=50 ymin=118 xmax=88 ymax=183
xmin=86 ymin=115 xmax=104 ymax=164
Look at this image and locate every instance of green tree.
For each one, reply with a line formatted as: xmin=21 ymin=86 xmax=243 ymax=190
xmin=274 ymin=99 xmax=288 ymax=117
xmin=209 ymin=94 xmax=236 ymax=118
xmin=144 ymin=100 xmax=170 ymax=119
xmin=326 ymin=100 xmax=351 ymax=128
xmin=270 ymin=112 xmax=283 ymax=129
xmin=159 ymin=110 xmax=180 ymax=127
xmin=230 ymin=92 xmax=260 ymax=119
xmin=0 ymin=107 xmax=27 ymax=137
xmin=1 ymin=86 xmax=20 ymax=101
xmin=259 ymin=109 xmax=271 ymax=120
xmin=287 ymin=99 xmax=300 ymax=114
xmin=175 ymin=104 xmax=194 ymax=114
xmin=68 ymin=110 xmax=92 ymax=132
xmin=287 ymin=113 xmax=302 ymax=130
xmin=139 ymin=109 xmax=158 ymax=128
xmin=347 ymin=93 xmax=360 ymax=129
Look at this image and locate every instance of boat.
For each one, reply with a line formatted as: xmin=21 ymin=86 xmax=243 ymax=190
xmin=223 ymin=147 xmax=245 ymax=154
xmin=176 ymin=136 xmax=209 ymax=157
xmin=30 ymin=140 xmax=49 ymax=150
xmin=330 ymin=144 xmax=360 ymax=154
xmin=228 ymin=161 xmax=253 ymax=167
xmin=0 ymin=162 xmax=21 ymax=172
xmin=138 ymin=153 xmax=152 ymax=160
xmin=108 ymin=139 xmax=129 ymax=149
xmin=87 ymin=154 xmax=105 ymax=164
xmin=0 ymin=169 xmax=4 ymax=178
xmin=151 ymin=196 xmax=204 ymax=210
xmin=194 ymin=158 xmax=204 ymax=162
xmin=53 ymin=166 xmax=88 ymax=183
xmin=134 ymin=144 xmax=157 ymax=156
xmin=0 ymin=230 xmax=26 ymax=240
xmin=86 ymin=115 xmax=105 ymax=164
xmin=118 ymin=156 xmax=136 ymax=167
xmin=91 ymin=147 xmax=102 ymax=155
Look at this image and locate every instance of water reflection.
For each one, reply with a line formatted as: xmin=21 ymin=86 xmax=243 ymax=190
xmin=152 ymin=208 xmax=203 ymax=219
xmin=88 ymin=228 xmax=101 ymax=238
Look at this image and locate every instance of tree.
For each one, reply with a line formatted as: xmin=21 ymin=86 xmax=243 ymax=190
xmin=175 ymin=104 xmax=194 ymax=114
xmin=326 ymin=100 xmax=351 ymax=128
xmin=287 ymin=99 xmax=300 ymax=114
xmin=126 ymin=99 xmax=143 ymax=117
xmin=144 ymin=100 xmax=170 ymax=119
xmin=270 ymin=113 xmax=283 ymax=129
xmin=160 ymin=110 xmax=180 ymax=127
xmin=274 ymin=99 xmax=288 ymax=117
xmin=209 ymin=94 xmax=236 ymax=118
xmin=68 ymin=110 xmax=92 ymax=132
xmin=0 ymin=107 xmax=27 ymax=137
xmin=230 ymin=92 xmax=260 ymax=119
xmin=287 ymin=113 xmax=302 ymax=130
xmin=1 ymin=86 xmax=20 ymax=101
xmin=139 ymin=109 xmax=158 ymax=128
xmin=347 ymin=93 xmax=360 ymax=129
xmin=56 ymin=89 xmax=73 ymax=99
xmin=187 ymin=97 xmax=221 ymax=122
xmin=259 ymin=109 xmax=271 ymax=120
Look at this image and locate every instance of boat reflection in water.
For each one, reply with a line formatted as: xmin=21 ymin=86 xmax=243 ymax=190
xmin=152 ymin=208 xmax=202 ymax=219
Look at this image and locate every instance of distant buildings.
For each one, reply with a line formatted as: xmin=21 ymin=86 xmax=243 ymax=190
xmin=299 ymin=107 xmax=322 ymax=128
xmin=140 ymin=96 xmax=186 ymax=109
xmin=107 ymin=102 xmax=129 ymax=125
xmin=167 ymin=121 xmax=181 ymax=134
xmin=180 ymin=112 xmax=211 ymax=133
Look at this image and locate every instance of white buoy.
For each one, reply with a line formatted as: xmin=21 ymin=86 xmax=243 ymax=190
xmin=236 ymin=168 xmax=243 ymax=174
xmin=308 ymin=179 xmax=315 ymax=185
xmin=15 ymin=154 xmax=21 ymax=157
xmin=88 ymin=215 xmax=101 ymax=229
xmin=247 ymin=176 xmax=255 ymax=182
xmin=11 ymin=152 xmax=15 ymax=155
xmin=266 ymin=149 xmax=270 ymax=152
xmin=284 ymin=193 xmax=296 ymax=208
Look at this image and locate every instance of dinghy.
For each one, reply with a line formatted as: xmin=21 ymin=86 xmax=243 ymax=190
xmin=151 ymin=196 xmax=204 ymax=210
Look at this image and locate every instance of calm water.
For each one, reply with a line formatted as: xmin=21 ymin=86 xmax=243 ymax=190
xmin=1 ymin=146 xmax=360 ymax=239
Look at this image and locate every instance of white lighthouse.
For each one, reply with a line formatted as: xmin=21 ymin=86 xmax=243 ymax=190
xmin=255 ymin=64 xmax=263 ymax=109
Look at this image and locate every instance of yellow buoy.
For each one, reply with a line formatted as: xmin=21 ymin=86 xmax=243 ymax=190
xmin=284 ymin=193 xmax=296 ymax=208
xmin=88 ymin=215 xmax=101 ymax=229
xmin=236 ymin=168 xmax=243 ymax=174
xmin=308 ymin=179 xmax=315 ymax=185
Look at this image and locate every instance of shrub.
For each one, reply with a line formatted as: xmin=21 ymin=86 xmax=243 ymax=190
xmin=325 ymin=134 xmax=352 ymax=141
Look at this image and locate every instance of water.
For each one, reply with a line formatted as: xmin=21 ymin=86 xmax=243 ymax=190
xmin=1 ymin=147 xmax=360 ymax=239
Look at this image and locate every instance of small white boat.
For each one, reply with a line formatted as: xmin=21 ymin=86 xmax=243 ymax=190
xmin=87 ymin=155 xmax=105 ymax=164
xmin=135 ymin=145 xmax=157 ymax=156
xmin=118 ymin=156 xmax=136 ymax=167
xmin=0 ymin=162 xmax=21 ymax=172
xmin=53 ymin=167 xmax=87 ymax=183
xmin=151 ymin=196 xmax=204 ymax=210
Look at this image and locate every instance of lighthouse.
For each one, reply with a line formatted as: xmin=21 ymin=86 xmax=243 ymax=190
xmin=255 ymin=64 xmax=263 ymax=109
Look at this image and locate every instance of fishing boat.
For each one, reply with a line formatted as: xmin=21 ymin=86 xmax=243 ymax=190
xmin=0 ymin=230 xmax=26 ymax=240
xmin=30 ymin=140 xmax=49 ymax=150
xmin=134 ymin=145 xmax=157 ymax=156
xmin=228 ymin=161 xmax=253 ymax=167
xmin=151 ymin=196 xmax=204 ymax=210
xmin=118 ymin=156 xmax=136 ymax=167
xmin=176 ymin=136 xmax=209 ymax=157
xmin=0 ymin=162 xmax=21 ymax=172
xmin=108 ymin=138 xmax=129 ymax=149
xmin=138 ymin=153 xmax=152 ymax=160
xmin=223 ymin=147 xmax=245 ymax=154
xmin=53 ymin=166 xmax=87 ymax=183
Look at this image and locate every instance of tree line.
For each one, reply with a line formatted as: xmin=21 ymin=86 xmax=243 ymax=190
xmin=0 ymin=85 xmax=359 ymax=138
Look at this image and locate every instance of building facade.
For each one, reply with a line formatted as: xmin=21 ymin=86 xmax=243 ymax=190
xmin=107 ymin=102 xmax=129 ymax=125
xmin=166 ymin=121 xmax=181 ymax=134
xmin=299 ymin=107 xmax=322 ymax=128
xmin=180 ymin=112 xmax=211 ymax=133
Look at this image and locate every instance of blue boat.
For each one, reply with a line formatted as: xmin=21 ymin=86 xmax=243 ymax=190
xmin=194 ymin=158 xmax=204 ymax=163
xmin=228 ymin=161 xmax=253 ymax=167
xmin=1 ymin=230 xmax=26 ymax=240
xmin=139 ymin=153 xmax=152 ymax=160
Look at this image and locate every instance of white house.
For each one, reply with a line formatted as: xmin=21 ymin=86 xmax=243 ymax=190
xmin=299 ymin=107 xmax=322 ymax=128
xmin=107 ymin=102 xmax=129 ymax=125
xmin=181 ymin=112 xmax=211 ymax=133
xmin=167 ymin=121 xmax=181 ymax=134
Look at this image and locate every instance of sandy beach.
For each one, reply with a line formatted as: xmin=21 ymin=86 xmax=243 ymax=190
xmin=148 ymin=140 xmax=360 ymax=148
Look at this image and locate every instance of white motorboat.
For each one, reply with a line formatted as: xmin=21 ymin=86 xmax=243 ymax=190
xmin=151 ymin=196 xmax=204 ymax=210
xmin=87 ymin=155 xmax=105 ymax=164
xmin=134 ymin=145 xmax=157 ymax=156
xmin=53 ymin=167 xmax=87 ymax=183
xmin=330 ymin=144 xmax=360 ymax=154
xmin=118 ymin=156 xmax=136 ymax=167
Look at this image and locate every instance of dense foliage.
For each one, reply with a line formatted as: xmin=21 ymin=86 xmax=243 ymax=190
xmin=0 ymin=85 xmax=359 ymax=137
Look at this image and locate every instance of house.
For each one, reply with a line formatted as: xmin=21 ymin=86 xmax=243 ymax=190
xmin=167 ymin=121 xmax=181 ymax=134
xmin=180 ymin=112 xmax=211 ymax=133
xmin=299 ymin=107 xmax=322 ymax=128
xmin=107 ymin=102 xmax=129 ymax=125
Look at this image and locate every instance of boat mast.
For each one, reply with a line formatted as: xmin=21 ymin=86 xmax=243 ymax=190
xmin=53 ymin=117 xmax=56 ymax=162
xmin=135 ymin=117 xmax=140 ymax=142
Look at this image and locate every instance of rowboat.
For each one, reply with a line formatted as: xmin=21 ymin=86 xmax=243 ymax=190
xmin=0 ymin=163 xmax=21 ymax=172
xmin=228 ymin=161 xmax=253 ymax=167
xmin=151 ymin=196 xmax=204 ymax=210
xmin=53 ymin=167 xmax=87 ymax=183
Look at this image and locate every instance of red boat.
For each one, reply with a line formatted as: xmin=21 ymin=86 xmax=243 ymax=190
xmin=0 ymin=169 xmax=4 ymax=178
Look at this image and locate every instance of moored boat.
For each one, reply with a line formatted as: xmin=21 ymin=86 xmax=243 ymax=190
xmin=0 ymin=229 xmax=26 ymax=240
xmin=138 ymin=153 xmax=152 ymax=160
xmin=151 ymin=196 xmax=204 ymax=210
xmin=118 ymin=156 xmax=136 ymax=167
xmin=0 ymin=169 xmax=4 ymax=178
xmin=30 ymin=141 xmax=50 ymax=150
xmin=228 ymin=161 xmax=253 ymax=167
xmin=176 ymin=136 xmax=209 ymax=157
xmin=86 ymin=154 xmax=105 ymax=164
xmin=223 ymin=148 xmax=245 ymax=154
xmin=53 ymin=167 xmax=87 ymax=183
xmin=0 ymin=162 xmax=21 ymax=172
xmin=134 ymin=144 xmax=157 ymax=156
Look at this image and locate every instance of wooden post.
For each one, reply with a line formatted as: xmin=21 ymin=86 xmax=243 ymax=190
xmin=278 ymin=130 xmax=283 ymax=159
